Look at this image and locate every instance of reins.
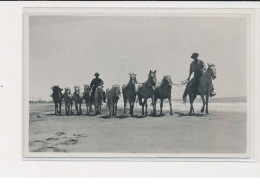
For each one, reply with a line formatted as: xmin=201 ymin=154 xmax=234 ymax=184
xmin=157 ymin=79 xmax=188 ymax=88
xmin=172 ymin=79 xmax=189 ymax=87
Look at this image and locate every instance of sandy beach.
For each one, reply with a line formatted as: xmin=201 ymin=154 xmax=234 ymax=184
xmin=28 ymin=98 xmax=247 ymax=154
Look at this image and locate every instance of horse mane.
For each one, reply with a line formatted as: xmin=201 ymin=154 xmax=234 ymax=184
xmin=84 ymin=84 xmax=90 ymax=88
xmin=112 ymin=84 xmax=120 ymax=89
xmin=207 ymin=63 xmax=215 ymax=67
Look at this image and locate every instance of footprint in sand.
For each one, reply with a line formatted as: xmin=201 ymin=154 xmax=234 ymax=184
xmin=33 ymin=146 xmax=66 ymax=152
xmin=55 ymin=132 xmax=66 ymax=136
xmin=73 ymin=133 xmax=88 ymax=137
xmin=46 ymin=137 xmax=60 ymax=141
xmin=59 ymin=138 xmax=78 ymax=145
xmin=29 ymin=140 xmax=47 ymax=146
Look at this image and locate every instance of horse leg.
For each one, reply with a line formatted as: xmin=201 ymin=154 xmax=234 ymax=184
xmin=154 ymin=98 xmax=157 ymax=116
xmin=206 ymin=94 xmax=209 ymax=114
xmin=68 ymin=103 xmax=71 ymax=115
xmin=169 ymin=98 xmax=173 ymax=115
xmin=59 ymin=103 xmax=61 ymax=115
xmin=95 ymin=105 xmax=98 ymax=115
xmin=55 ymin=103 xmax=57 ymax=115
xmin=108 ymin=105 xmax=111 ymax=117
xmin=123 ymin=98 xmax=127 ymax=115
xmin=131 ymin=101 xmax=134 ymax=117
xmin=112 ymin=104 xmax=114 ymax=116
xmin=189 ymin=94 xmax=194 ymax=115
xmin=65 ymin=103 xmax=68 ymax=115
xmin=99 ymin=104 xmax=102 ymax=115
xmin=145 ymin=99 xmax=148 ymax=116
xmin=70 ymin=101 xmax=73 ymax=114
xmin=141 ymin=100 xmax=144 ymax=116
xmin=79 ymin=103 xmax=82 ymax=115
xmin=115 ymin=102 xmax=118 ymax=115
xmin=75 ymin=103 xmax=79 ymax=115
xmin=160 ymin=99 xmax=163 ymax=116
xmin=200 ymin=95 xmax=206 ymax=113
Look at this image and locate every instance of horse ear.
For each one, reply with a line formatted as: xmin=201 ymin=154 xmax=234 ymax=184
xmin=51 ymin=86 xmax=54 ymax=90
xmin=154 ymin=70 xmax=156 ymax=73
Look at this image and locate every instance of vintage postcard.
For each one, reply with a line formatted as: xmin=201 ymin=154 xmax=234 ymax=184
xmin=23 ymin=8 xmax=253 ymax=160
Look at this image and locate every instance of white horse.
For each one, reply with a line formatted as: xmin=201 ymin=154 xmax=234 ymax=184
xmin=183 ymin=64 xmax=217 ymax=114
xmin=106 ymin=85 xmax=121 ymax=117
xmin=94 ymin=86 xmax=105 ymax=115
xmin=63 ymin=87 xmax=73 ymax=115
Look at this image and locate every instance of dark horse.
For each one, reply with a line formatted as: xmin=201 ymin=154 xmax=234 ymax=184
xmin=51 ymin=85 xmax=63 ymax=115
xmin=154 ymin=75 xmax=173 ymax=116
xmin=183 ymin=64 xmax=217 ymax=114
xmin=122 ymin=73 xmax=138 ymax=117
xmin=137 ymin=70 xmax=157 ymax=116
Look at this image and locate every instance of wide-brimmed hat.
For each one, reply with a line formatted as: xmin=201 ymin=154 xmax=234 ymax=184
xmin=191 ymin=53 xmax=199 ymax=59
xmin=94 ymin=72 xmax=100 ymax=76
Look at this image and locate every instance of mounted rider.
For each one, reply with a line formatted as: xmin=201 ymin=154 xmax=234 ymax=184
xmin=90 ymin=72 xmax=106 ymax=103
xmin=187 ymin=53 xmax=216 ymax=97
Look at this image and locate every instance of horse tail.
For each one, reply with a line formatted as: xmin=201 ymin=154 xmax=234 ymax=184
xmin=182 ymin=88 xmax=188 ymax=104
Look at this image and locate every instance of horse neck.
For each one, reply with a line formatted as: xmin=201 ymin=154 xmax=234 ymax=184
xmin=84 ymin=89 xmax=91 ymax=95
xmin=144 ymin=77 xmax=153 ymax=88
xmin=127 ymin=79 xmax=136 ymax=88
xmin=53 ymin=90 xmax=62 ymax=99
xmin=203 ymin=68 xmax=212 ymax=84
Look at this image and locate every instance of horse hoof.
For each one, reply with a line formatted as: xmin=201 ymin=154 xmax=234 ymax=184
xmin=201 ymin=109 xmax=204 ymax=113
xmin=170 ymin=112 xmax=173 ymax=115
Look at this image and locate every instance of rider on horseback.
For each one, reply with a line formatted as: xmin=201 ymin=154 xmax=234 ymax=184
xmin=90 ymin=72 xmax=106 ymax=103
xmin=187 ymin=53 xmax=216 ymax=97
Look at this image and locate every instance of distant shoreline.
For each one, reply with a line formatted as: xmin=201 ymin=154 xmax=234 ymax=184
xmin=29 ymin=96 xmax=247 ymax=104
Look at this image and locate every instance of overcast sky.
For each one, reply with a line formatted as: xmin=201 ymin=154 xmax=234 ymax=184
xmin=29 ymin=15 xmax=247 ymax=101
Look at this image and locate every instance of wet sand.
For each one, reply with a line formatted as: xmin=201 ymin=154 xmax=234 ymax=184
xmin=28 ymin=102 xmax=247 ymax=154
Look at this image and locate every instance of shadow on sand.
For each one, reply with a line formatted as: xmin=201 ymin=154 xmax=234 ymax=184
xmin=99 ymin=114 xmax=148 ymax=119
xmin=45 ymin=113 xmax=67 ymax=117
xmin=176 ymin=112 xmax=206 ymax=117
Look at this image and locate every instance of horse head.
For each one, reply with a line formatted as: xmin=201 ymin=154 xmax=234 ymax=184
xmin=64 ymin=87 xmax=71 ymax=94
xmin=83 ymin=84 xmax=91 ymax=94
xmin=129 ymin=73 xmax=137 ymax=84
xmin=148 ymin=70 xmax=157 ymax=86
xmin=51 ymin=85 xmax=63 ymax=93
xmin=112 ymin=85 xmax=121 ymax=99
xmin=74 ymin=86 xmax=80 ymax=95
xmin=162 ymin=75 xmax=173 ymax=88
xmin=207 ymin=63 xmax=216 ymax=80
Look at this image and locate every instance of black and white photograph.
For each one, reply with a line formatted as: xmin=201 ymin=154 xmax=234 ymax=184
xmin=23 ymin=8 xmax=250 ymax=158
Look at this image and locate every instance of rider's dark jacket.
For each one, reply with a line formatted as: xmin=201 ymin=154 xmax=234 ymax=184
xmin=189 ymin=59 xmax=205 ymax=78
xmin=90 ymin=78 xmax=104 ymax=90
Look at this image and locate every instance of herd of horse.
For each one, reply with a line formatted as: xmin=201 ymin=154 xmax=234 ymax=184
xmin=50 ymin=64 xmax=216 ymax=117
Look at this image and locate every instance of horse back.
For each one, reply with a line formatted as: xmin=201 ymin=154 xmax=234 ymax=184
xmin=122 ymin=83 xmax=136 ymax=100
xmin=137 ymin=84 xmax=153 ymax=99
